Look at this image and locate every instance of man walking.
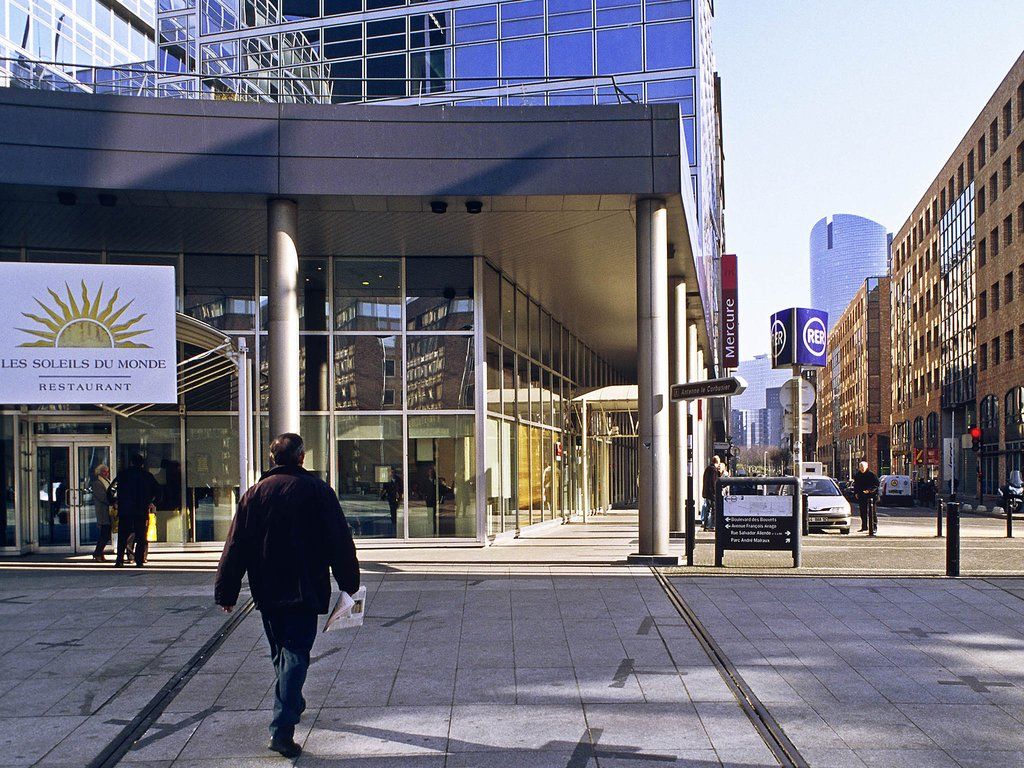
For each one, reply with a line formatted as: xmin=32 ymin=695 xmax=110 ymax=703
xmin=852 ymin=460 xmax=880 ymax=535
xmin=215 ymin=433 xmax=360 ymax=759
xmin=108 ymin=454 xmax=159 ymax=567
xmin=701 ymin=455 xmax=722 ymax=531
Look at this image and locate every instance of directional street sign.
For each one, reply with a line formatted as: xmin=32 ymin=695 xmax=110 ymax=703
xmin=670 ymin=375 xmax=747 ymax=402
xmin=778 ymin=377 xmax=815 ymax=414
xmin=715 ymin=477 xmax=801 ymax=568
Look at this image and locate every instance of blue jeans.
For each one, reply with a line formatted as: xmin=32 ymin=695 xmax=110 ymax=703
xmin=701 ymin=499 xmax=714 ymax=529
xmin=261 ymin=608 xmax=318 ymax=740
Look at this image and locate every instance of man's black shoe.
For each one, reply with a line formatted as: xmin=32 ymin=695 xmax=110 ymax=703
xmin=267 ymin=737 xmax=302 ymax=758
xmin=857 ymin=527 xmax=867 ymax=532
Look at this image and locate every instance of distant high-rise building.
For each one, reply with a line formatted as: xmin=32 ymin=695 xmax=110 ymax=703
xmin=731 ymin=354 xmax=790 ymax=447
xmin=809 ymin=214 xmax=890 ymax=330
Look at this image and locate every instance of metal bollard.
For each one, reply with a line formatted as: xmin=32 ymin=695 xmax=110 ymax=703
xmin=937 ymin=499 xmax=944 ymax=538
xmin=801 ymin=494 xmax=809 ymax=537
xmin=1007 ymin=498 xmax=1014 ymax=539
xmin=946 ymin=502 xmax=961 ymax=577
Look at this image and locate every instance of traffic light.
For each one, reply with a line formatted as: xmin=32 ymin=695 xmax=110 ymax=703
xmin=970 ymin=425 xmax=982 ymax=453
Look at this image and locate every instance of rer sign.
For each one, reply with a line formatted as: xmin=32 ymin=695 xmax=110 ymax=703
xmin=770 ymin=307 xmax=828 ymax=368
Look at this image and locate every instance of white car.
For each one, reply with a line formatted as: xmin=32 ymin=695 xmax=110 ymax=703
xmin=781 ymin=475 xmax=852 ymax=534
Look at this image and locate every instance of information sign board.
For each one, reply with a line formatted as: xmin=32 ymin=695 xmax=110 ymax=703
xmin=715 ymin=477 xmax=801 ymax=567
xmin=0 ymin=263 xmax=177 ymax=404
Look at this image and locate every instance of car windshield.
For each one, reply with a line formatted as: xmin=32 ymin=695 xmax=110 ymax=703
xmin=778 ymin=478 xmax=841 ymax=496
xmin=803 ymin=478 xmax=840 ymax=496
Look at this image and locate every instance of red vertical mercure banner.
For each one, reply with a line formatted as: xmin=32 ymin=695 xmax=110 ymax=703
xmin=721 ymin=253 xmax=739 ymax=368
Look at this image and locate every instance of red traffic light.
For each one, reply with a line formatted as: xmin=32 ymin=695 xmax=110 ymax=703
xmin=969 ymin=426 xmax=982 ymax=441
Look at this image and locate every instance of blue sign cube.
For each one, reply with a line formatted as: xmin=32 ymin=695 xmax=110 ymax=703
xmin=770 ymin=307 xmax=828 ymax=368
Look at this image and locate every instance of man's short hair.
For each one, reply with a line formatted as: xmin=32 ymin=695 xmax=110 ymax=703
xmin=711 ymin=455 xmax=721 ymax=464
xmin=130 ymin=453 xmax=147 ymax=469
xmin=270 ymin=433 xmax=305 ymax=466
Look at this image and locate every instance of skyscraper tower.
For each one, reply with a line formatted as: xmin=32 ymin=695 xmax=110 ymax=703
xmin=809 ymin=214 xmax=890 ymax=330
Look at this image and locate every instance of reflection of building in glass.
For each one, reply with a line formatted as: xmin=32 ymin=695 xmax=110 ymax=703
xmin=1 ymin=0 xmax=155 ymax=92
xmin=809 ymin=214 xmax=890 ymax=331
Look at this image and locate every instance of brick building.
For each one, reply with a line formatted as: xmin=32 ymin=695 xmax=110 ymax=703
xmin=890 ymin=51 xmax=1024 ymax=497
xmin=817 ymin=277 xmax=891 ymax=479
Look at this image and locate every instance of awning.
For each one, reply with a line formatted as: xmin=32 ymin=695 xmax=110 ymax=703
xmin=101 ymin=313 xmax=240 ymax=419
xmin=573 ymin=385 xmax=639 ymax=412
xmin=572 ymin=385 xmax=639 ymax=439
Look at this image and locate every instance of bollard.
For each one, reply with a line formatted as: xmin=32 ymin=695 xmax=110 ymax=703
xmin=946 ymin=502 xmax=961 ymax=577
xmin=937 ymin=499 xmax=944 ymax=538
xmin=1008 ymin=498 xmax=1014 ymax=539
xmin=801 ymin=494 xmax=809 ymax=537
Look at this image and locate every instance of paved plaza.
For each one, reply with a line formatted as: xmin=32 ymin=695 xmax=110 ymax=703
xmin=2 ymin=510 xmax=1024 ymax=767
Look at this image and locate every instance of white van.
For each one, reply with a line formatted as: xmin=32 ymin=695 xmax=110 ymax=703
xmin=878 ymin=475 xmax=913 ymax=506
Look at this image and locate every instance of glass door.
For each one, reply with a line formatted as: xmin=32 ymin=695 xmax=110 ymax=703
xmin=76 ymin=444 xmax=112 ymax=550
xmin=36 ymin=445 xmax=71 ymax=548
xmin=34 ymin=440 xmax=112 ymax=552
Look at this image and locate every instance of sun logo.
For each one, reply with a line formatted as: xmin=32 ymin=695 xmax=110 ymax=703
xmin=17 ymin=281 xmax=152 ymax=349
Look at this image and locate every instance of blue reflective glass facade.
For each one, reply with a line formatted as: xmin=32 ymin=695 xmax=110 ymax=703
xmin=151 ymin=0 xmax=724 ymax=362
xmin=1 ymin=0 xmax=156 ymax=86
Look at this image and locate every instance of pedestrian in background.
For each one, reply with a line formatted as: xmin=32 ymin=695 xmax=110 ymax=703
xmin=215 ymin=433 xmax=360 ymax=760
xmin=108 ymin=454 xmax=159 ymax=567
xmin=91 ymin=464 xmax=112 ymax=562
xmin=852 ymin=460 xmax=879 ymax=535
xmin=701 ymin=455 xmax=722 ymax=531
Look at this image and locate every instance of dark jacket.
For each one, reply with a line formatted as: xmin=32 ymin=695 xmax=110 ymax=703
xmin=852 ymin=470 xmax=879 ymax=498
xmin=107 ymin=467 xmax=160 ymax=519
xmin=701 ymin=464 xmax=718 ymax=500
xmin=214 ymin=465 xmax=360 ymax=614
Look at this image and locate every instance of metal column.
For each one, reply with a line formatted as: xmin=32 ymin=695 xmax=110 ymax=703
xmin=629 ymin=198 xmax=677 ymax=564
xmin=267 ymin=198 xmax=300 ymax=439
xmin=669 ymin=278 xmax=687 ymax=535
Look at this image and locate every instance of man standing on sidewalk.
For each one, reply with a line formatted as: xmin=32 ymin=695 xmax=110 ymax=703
xmin=700 ymin=455 xmax=722 ymax=531
xmin=852 ymin=460 xmax=879 ymax=535
xmin=108 ymin=454 xmax=159 ymax=567
xmin=215 ymin=433 xmax=360 ymax=759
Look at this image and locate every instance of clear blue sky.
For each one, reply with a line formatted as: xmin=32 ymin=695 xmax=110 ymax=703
xmin=715 ymin=1 xmax=1024 ymax=358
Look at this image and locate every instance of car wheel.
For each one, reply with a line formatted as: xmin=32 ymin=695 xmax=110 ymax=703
xmin=841 ymin=527 xmax=850 ymax=535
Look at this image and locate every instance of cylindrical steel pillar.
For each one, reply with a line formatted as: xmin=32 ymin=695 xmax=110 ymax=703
xmin=634 ymin=198 xmax=671 ymax=559
xmin=669 ymin=278 xmax=687 ymax=534
xmin=267 ymin=198 xmax=300 ymax=439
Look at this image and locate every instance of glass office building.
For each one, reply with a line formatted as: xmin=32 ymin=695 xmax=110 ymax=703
xmin=0 ymin=0 xmax=155 ymax=89
xmin=153 ymin=0 xmax=724 ymax=360
xmin=809 ymin=214 xmax=890 ymax=332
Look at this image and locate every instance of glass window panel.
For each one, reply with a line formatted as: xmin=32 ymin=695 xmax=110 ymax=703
xmin=299 ymin=258 xmax=329 ymax=331
xmin=501 ymin=0 xmax=542 ymax=19
xmin=548 ymin=87 xmax=596 ymax=105
xmin=645 ymin=77 xmax=694 ymax=113
xmin=406 ymin=257 xmax=474 ymax=330
xmin=328 ymin=59 xmax=362 ymax=102
xmin=281 ymin=0 xmax=317 ymax=20
xmin=334 ymin=258 xmax=401 ymax=330
xmin=486 ymin=339 xmax=501 ymax=414
xmin=407 ymin=336 xmax=474 ymax=410
xmin=500 ymin=277 xmax=515 ymax=343
xmin=323 ymin=0 xmax=360 ymax=15
xmin=411 ymin=49 xmax=450 ymax=94
xmin=517 ymin=423 xmax=531 ymax=527
xmin=596 ymin=0 xmax=639 ymax=25
xmin=596 ymin=26 xmax=641 ymax=75
xmin=185 ymin=254 xmax=255 ymax=331
xmin=366 ymin=54 xmax=407 ymax=98
xmin=410 ymin=11 xmax=448 ymax=47
xmin=115 ymin=415 xmax=184 ymax=543
xmin=541 ymin=311 xmax=552 ymax=366
xmin=502 ymin=347 xmax=517 ymax=418
xmin=501 ymin=17 xmax=543 ymax=37
xmin=184 ymin=414 xmax=238 ymax=542
xmin=366 ymin=0 xmax=403 ymax=9
xmin=483 ymin=264 xmax=501 ymax=338
xmin=501 ymin=36 xmax=544 ymax=79
xmin=335 ymin=415 xmax=403 ymax=538
xmin=645 ymin=20 xmax=693 ymax=70
xmin=455 ymin=42 xmax=497 ymax=89
xmin=548 ymin=31 xmax=593 ymax=77
xmin=454 ymin=5 xmax=496 ymax=43
xmin=407 ymin=414 xmax=476 ymax=537
xmin=529 ymin=302 xmax=542 ymax=360
xmin=530 ymin=363 xmax=541 ymax=422
xmin=324 ymin=23 xmax=362 ymax=58
xmin=516 ymin=355 xmax=530 ymax=421
xmin=333 ymin=335 xmax=402 ymax=410
xmin=645 ymin=0 xmax=692 ymax=20
xmin=682 ymin=116 xmax=695 ymax=164
xmin=366 ymin=18 xmax=406 ymax=53
xmin=515 ymin=290 xmax=529 ymax=352
xmin=301 ymin=336 xmax=330 ymax=410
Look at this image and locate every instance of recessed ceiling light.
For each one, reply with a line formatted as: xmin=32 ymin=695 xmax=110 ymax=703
xmin=362 ymin=281 xmax=370 ymax=285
